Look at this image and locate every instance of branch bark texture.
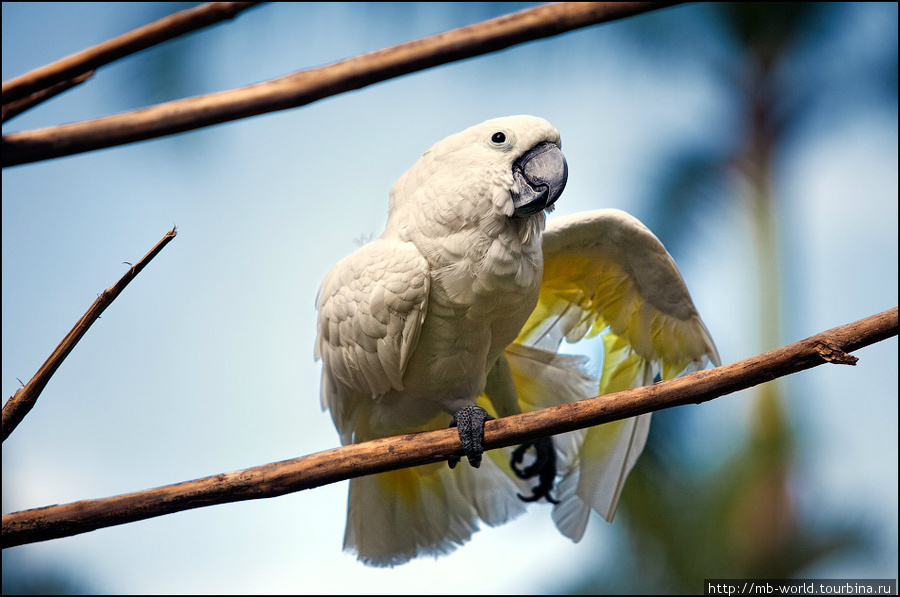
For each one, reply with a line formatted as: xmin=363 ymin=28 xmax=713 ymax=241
xmin=3 ymin=307 xmax=895 ymax=548
xmin=2 ymin=2 xmax=679 ymax=167
xmin=0 ymin=227 xmax=178 ymax=443
xmin=1 ymin=2 xmax=262 ymax=105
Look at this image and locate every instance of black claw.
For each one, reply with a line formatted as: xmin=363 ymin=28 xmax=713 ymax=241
xmin=448 ymin=405 xmax=494 ymax=468
xmin=511 ymin=437 xmax=560 ymax=504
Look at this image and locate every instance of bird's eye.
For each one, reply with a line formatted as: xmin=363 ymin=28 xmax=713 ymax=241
xmin=491 ymin=132 xmax=506 ymax=144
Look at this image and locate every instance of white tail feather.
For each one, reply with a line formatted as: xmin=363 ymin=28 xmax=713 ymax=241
xmin=502 ymin=341 xmax=652 ymax=542
xmin=344 ymin=457 xmax=526 ymax=567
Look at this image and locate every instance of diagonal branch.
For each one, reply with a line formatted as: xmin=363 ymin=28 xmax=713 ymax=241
xmin=1 ymin=2 xmax=681 ymax=168
xmin=2 ymin=71 xmax=95 ymax=124
xmin=2 ymin=307 xmax=895 ymax=548
xmin=0 ymin=227 xmax=178 ymax=443
xmin=1 ymin=2 xmax=263 ymax=107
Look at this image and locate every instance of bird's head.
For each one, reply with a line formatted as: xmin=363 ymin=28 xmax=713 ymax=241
xmin=387 ymin=116 xmax=568 ymax=229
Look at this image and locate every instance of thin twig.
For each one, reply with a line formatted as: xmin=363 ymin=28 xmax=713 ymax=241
xmin=2 ymin=307 xmax=895 ymax=548
xmin=1 ymin=2 xmax=263 ymax=106
xmin=0 ymin=227 xmax=178 ymax=443
xmin=1 ymin=2 xmax=680 ymax=168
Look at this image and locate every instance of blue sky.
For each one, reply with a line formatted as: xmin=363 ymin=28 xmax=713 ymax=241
xmin=2 ymin=2 xmax=897 ymax=593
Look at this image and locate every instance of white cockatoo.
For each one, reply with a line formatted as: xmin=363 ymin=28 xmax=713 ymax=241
xmin=315 ymin=115 xmax=720 ymax=566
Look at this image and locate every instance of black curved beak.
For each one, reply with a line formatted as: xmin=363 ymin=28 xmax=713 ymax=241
xmin=511 ymin=142 xmax=568 ymax=218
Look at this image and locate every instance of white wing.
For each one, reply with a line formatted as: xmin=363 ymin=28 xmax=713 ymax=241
xmin=520 ymin=208 xmax=720 ymax=370
xmin=506 ymin=209 xmax=720 ymax=541
xmin=316 ymin=238 xmax=430 ymax=442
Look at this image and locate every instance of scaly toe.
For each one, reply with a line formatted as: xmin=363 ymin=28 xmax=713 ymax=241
xmin=449 ymin=405 xmax=494 ymax=468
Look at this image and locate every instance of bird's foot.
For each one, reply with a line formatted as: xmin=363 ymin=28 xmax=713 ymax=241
xmin=511 ymin=437 xmax=560 ymax=504
xmin=448 ymin=405 xmax=494 ymax=469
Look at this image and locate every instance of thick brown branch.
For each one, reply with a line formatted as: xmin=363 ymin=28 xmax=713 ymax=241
xmin=2 ymin=307 xmax=895 ymax=548
xmin=0 ymin=227 xmax=178 ymax=443
xmin=1 ymin=2 xmax=680 ymax=168
xmin=1 ymin=2 xmax=262 ymax=105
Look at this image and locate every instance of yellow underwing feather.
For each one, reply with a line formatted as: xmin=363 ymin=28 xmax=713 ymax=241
xmin=519 ymin=209 xmax=720 ymax=369
xmin=503 ymin=209 xmax=720 ymax=542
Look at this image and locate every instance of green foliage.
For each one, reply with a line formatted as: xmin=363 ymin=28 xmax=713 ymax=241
xmin=565 ymin=407 xmax=868 ymax=594
xmin=563 ymin=2 xmax=894 ymax=593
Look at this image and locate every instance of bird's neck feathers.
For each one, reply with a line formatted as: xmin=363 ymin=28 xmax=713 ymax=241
xmin=384 ymin=186 xmax=545 ymax=262
xmin=384 ymin=160 xmax=545 ymax=244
